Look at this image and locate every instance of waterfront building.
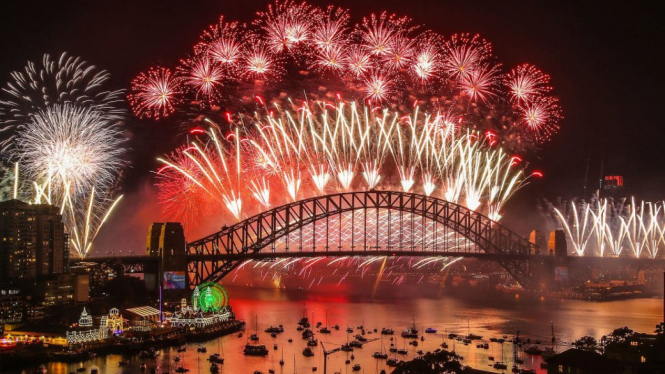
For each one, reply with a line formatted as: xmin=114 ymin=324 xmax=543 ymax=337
xmin=546 ymin=349 xmax=621 ymax=374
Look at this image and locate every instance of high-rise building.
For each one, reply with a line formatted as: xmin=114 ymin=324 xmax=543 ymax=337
xmin=0 ymin=200 xmax=67 ymax=284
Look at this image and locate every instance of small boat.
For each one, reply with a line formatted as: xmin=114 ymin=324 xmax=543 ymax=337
xmin=397 ymin=348 xmax=407 ymax=355
xmin=250 ymin=334 xmax=259 ymax=341
xmin=288 ymin=338 xmax=293 ymax=343
xmin=466 ymin=333 xmax=482 ymax=340
xmin=197 ymin=346 xmax=207 ymax=353
xmin=417 ymin=350 xmax=423 ymax=355
xmin=389 ymin=347 xmax=397 ymax=353
xmin=420 ymin=336 xmax=425 ymax=341
xmin=346 ymin=327 xmax=353 ymax=333
xmin=401 ymin=316 xmax=419 ymax=339
xmin=210 ymin=363 xmax=220 ymax=373
xmin=271 ymin=332 xmax=277 ymax=338
xmin=265 ymin=325 xmax=284 ymax=333
xmin=237 ymin=332 xmax=243 ymax=338
xmin=345 ymin=359 xmax=351 ymax=364
xmin=334 ymin=325 xmax=340 ymax=330
xmin=349 ymin=341 xmax=363 ymax=348
xmin=244 ymin=343 xmax=269 ymax=356
xmin=489 ymin=355 xmax=495 ymax=361
xmin=425 ymin=327 xmax=437 ymax=334
xmin=273 ymin=344 xmax=278 ymax=350
xmin=355 ymin=334 xmax=367 ymax=342
xmin=448 ymin=333 xmax=458 ymax=339
xmin=386 ymin=358 xmax=399 ymax=367
xmin=352 ymin=364 xmax=361 ymax=371
xmin=490 ymin=337 xmax=499 ymax=342
xmin=208 ymin=354 xmax=224 ymax=364
xmin=408 ymin=340 xmax=418 ymax=346
xmin=312 ymin=367 xmax=317 ymax=372
xmin=297 ymin=326 xmax=304 ymax=331
xmin=372 ymin=352 xmax=388 ymax=359
xmin=303 ymin=347 xmax=314 ymax=357
xmin=307 ymin=337 xmax=318 ymax=346
xmin=177 ymin=346 xmax=187 ymax=352
xmin=493 ymin=362 xmax=507 ymax=370
xmin=174 ymin=355 xmax=181 ymax=362
xmin=175 ymin=368 xmax=190 ymax=373
xmin=319 ymin=326 xmax=331 ymax=334
xmin=381 ymin=328 xmax=394 ymax=335
xmin=441 ymin=342 xmax=448 ymax=349
xmin=269 ymin=370 xmax=275 ymax=374
xmin=302 ymin=329 xmax=314 ymax=339
xmin=341 ymin=344 xmax=353 ymax=352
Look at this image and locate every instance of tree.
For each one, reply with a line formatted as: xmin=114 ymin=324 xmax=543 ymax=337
xmin=573 ymin=335 xmax=598 ymax=351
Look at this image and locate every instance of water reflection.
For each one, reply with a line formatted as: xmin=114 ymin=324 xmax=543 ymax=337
xmin=18 ymin=287 xmax=662 ymax=374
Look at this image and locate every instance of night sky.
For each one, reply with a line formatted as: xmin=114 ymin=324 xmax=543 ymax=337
xmin=1 ymin=0 xmax=663 ymax=253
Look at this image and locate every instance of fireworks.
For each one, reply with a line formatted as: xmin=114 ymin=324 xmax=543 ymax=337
xmin=0 ymin=52 xmax=124 ymax=151
xmin=128 ymin=1 xmax=562 ymax=149
xmin=15 ymin=104 xmax=125 ymax=201
xmin=128 ymin=67 xmax=184 ymax=119
xmin=554 ymin=198 xmax=665 ymax=258
xmin=0 ymin=52 xmax=127 ymax=258
xmin=156 ymin=102 xmax=532 ymax=229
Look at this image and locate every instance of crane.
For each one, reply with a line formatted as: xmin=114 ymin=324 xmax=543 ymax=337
xmin=319 ymin=342 xmax=341 ymax=374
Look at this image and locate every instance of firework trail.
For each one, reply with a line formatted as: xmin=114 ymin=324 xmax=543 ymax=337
xmin=157 ymin=102 xmax=532 ymax=229
xmin=554 ymin=197 xmax=665 ymax=258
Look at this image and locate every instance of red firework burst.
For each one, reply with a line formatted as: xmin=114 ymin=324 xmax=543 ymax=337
xmin=128 ymin=66 xmax=183 ymax=119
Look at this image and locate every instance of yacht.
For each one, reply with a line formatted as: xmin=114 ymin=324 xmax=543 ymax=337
xmin=302 ymin=347 xmax=314 ymax=357
xmin=244 ymin=343 xmax=269 ymax=356
xmin=425 ymin=327 xmax=437 ymax=333
xmin=381 ymin=328 xmax=394 ymax=335
xmin=401 ymin=316 xmax=419 ymax=339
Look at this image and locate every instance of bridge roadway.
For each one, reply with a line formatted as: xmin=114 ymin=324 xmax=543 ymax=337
xmin=76 ymin=191 xmax=665 ymax=286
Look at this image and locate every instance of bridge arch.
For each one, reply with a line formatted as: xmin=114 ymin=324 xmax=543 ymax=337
xmin=187 ymin=191 xmax=538 ymax=286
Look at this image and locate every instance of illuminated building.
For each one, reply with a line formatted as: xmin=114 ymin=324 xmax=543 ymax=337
xmin=0 ymin=200 xmax=67 ymax=284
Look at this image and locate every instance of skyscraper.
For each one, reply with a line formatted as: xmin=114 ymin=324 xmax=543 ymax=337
xmin=0 ymin=200 xmax=67 ymax=284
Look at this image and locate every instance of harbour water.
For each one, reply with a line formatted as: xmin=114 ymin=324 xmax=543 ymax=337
xmin=17 ymin=286 xmax=663 ymax=374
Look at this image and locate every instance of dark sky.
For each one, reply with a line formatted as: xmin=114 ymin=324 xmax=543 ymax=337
xmin=1 ymin=0 xmax=663 ymax=250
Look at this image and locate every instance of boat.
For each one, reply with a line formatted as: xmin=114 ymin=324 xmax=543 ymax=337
xmin=197 ymin=346 xmax=207 ymax=353
xmin=307 ymin=337 xmax=318 ymax=346
xmin=425 ymin=327 xmax=437 ymax=333
xmin=297 ymin=326 xmax=304 ymax=331
xmin=372 ymin=352 xmax=388 ymax=359
xmin=381 ymin=328 xmax=394 ymax=335
xmin=448 ymin=333 xmax=458 ymax=339
xmin=274 ymin=344 xmax=278 ymax=350
xmin=244 ymin=343 xmax=269 ymax=356
xmin=341 ymin=344 xmax=353 ymax=352
xmin=441 ymin=342 xmax=448 ymax=349
xmin=280 ymin=347 xmax=285 ymax=365
xmin=408 ymin=340 xmax=418 ymax=346
xmin=397 ymin=348 xmax=407 ymax=355
xmin=288 ymin=338 xmax=293 ymax=343
xmin=334 ymin=325 xmax=340 ymax=330
xmin=488 ymin=356 xmax=494 ymax=361
xmin=525 ymin=345 xmax=543 ymax=355
xmin=352 ymin=364 xmax=361 ymax=371
xmin=298 ymin=305 xmax=310 ymax=326
xmin=269 ymin=370 xmax=275 ymax=374
xmin=208 ymin=354 xmax=224 ymax=364
xmin=319 ymin=309 xmax=331 ymax=334
xmin=349 ymin=341 xmax=363 ymax=348
xmin=237 ymin=332 xmax=243 ymax=338
xmin=312 ymin=367 xmax=317 ymax=372
xmin=271 ymin=332 xmax=278 ymax=338
xmin=417 ymin=350 xmax=423 ymax=355
xmin=265 ymin=325 xmax=284 ymax=333
xmin=302 ymin=329 xmax=314 ymax=339
xmin=175 ymin=368 xmax=190 ymax=373
xmin=346 ymin=327 xmax=353 ymax=333
xmin=401 ymin=316 xmax=419 ymax=338
xmin=493 ymin=362 xmax=507 ymax=370
xmin=386 ymin=358 xmax=399 ymax=367
xmin=177 ymin=346 xmax=186 ymax=352
xmin=174 ymin=355 xmax=181 ymax=362
xmin=210 ymin=363 xmax=220 ymax=373
xmin=355 ymin=334 xmax=367 ymax=342
xmin=389 ymin=347 xmax=397 ymax=353
xmin=250 ymin=334 xmax=260 ymax=341
xmin=302 ymin=347 xmax=314 ymax=357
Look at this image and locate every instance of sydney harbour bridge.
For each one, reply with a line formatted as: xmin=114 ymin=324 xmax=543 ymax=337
xmin=86 ymin=190 xmax=665 ymax=289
